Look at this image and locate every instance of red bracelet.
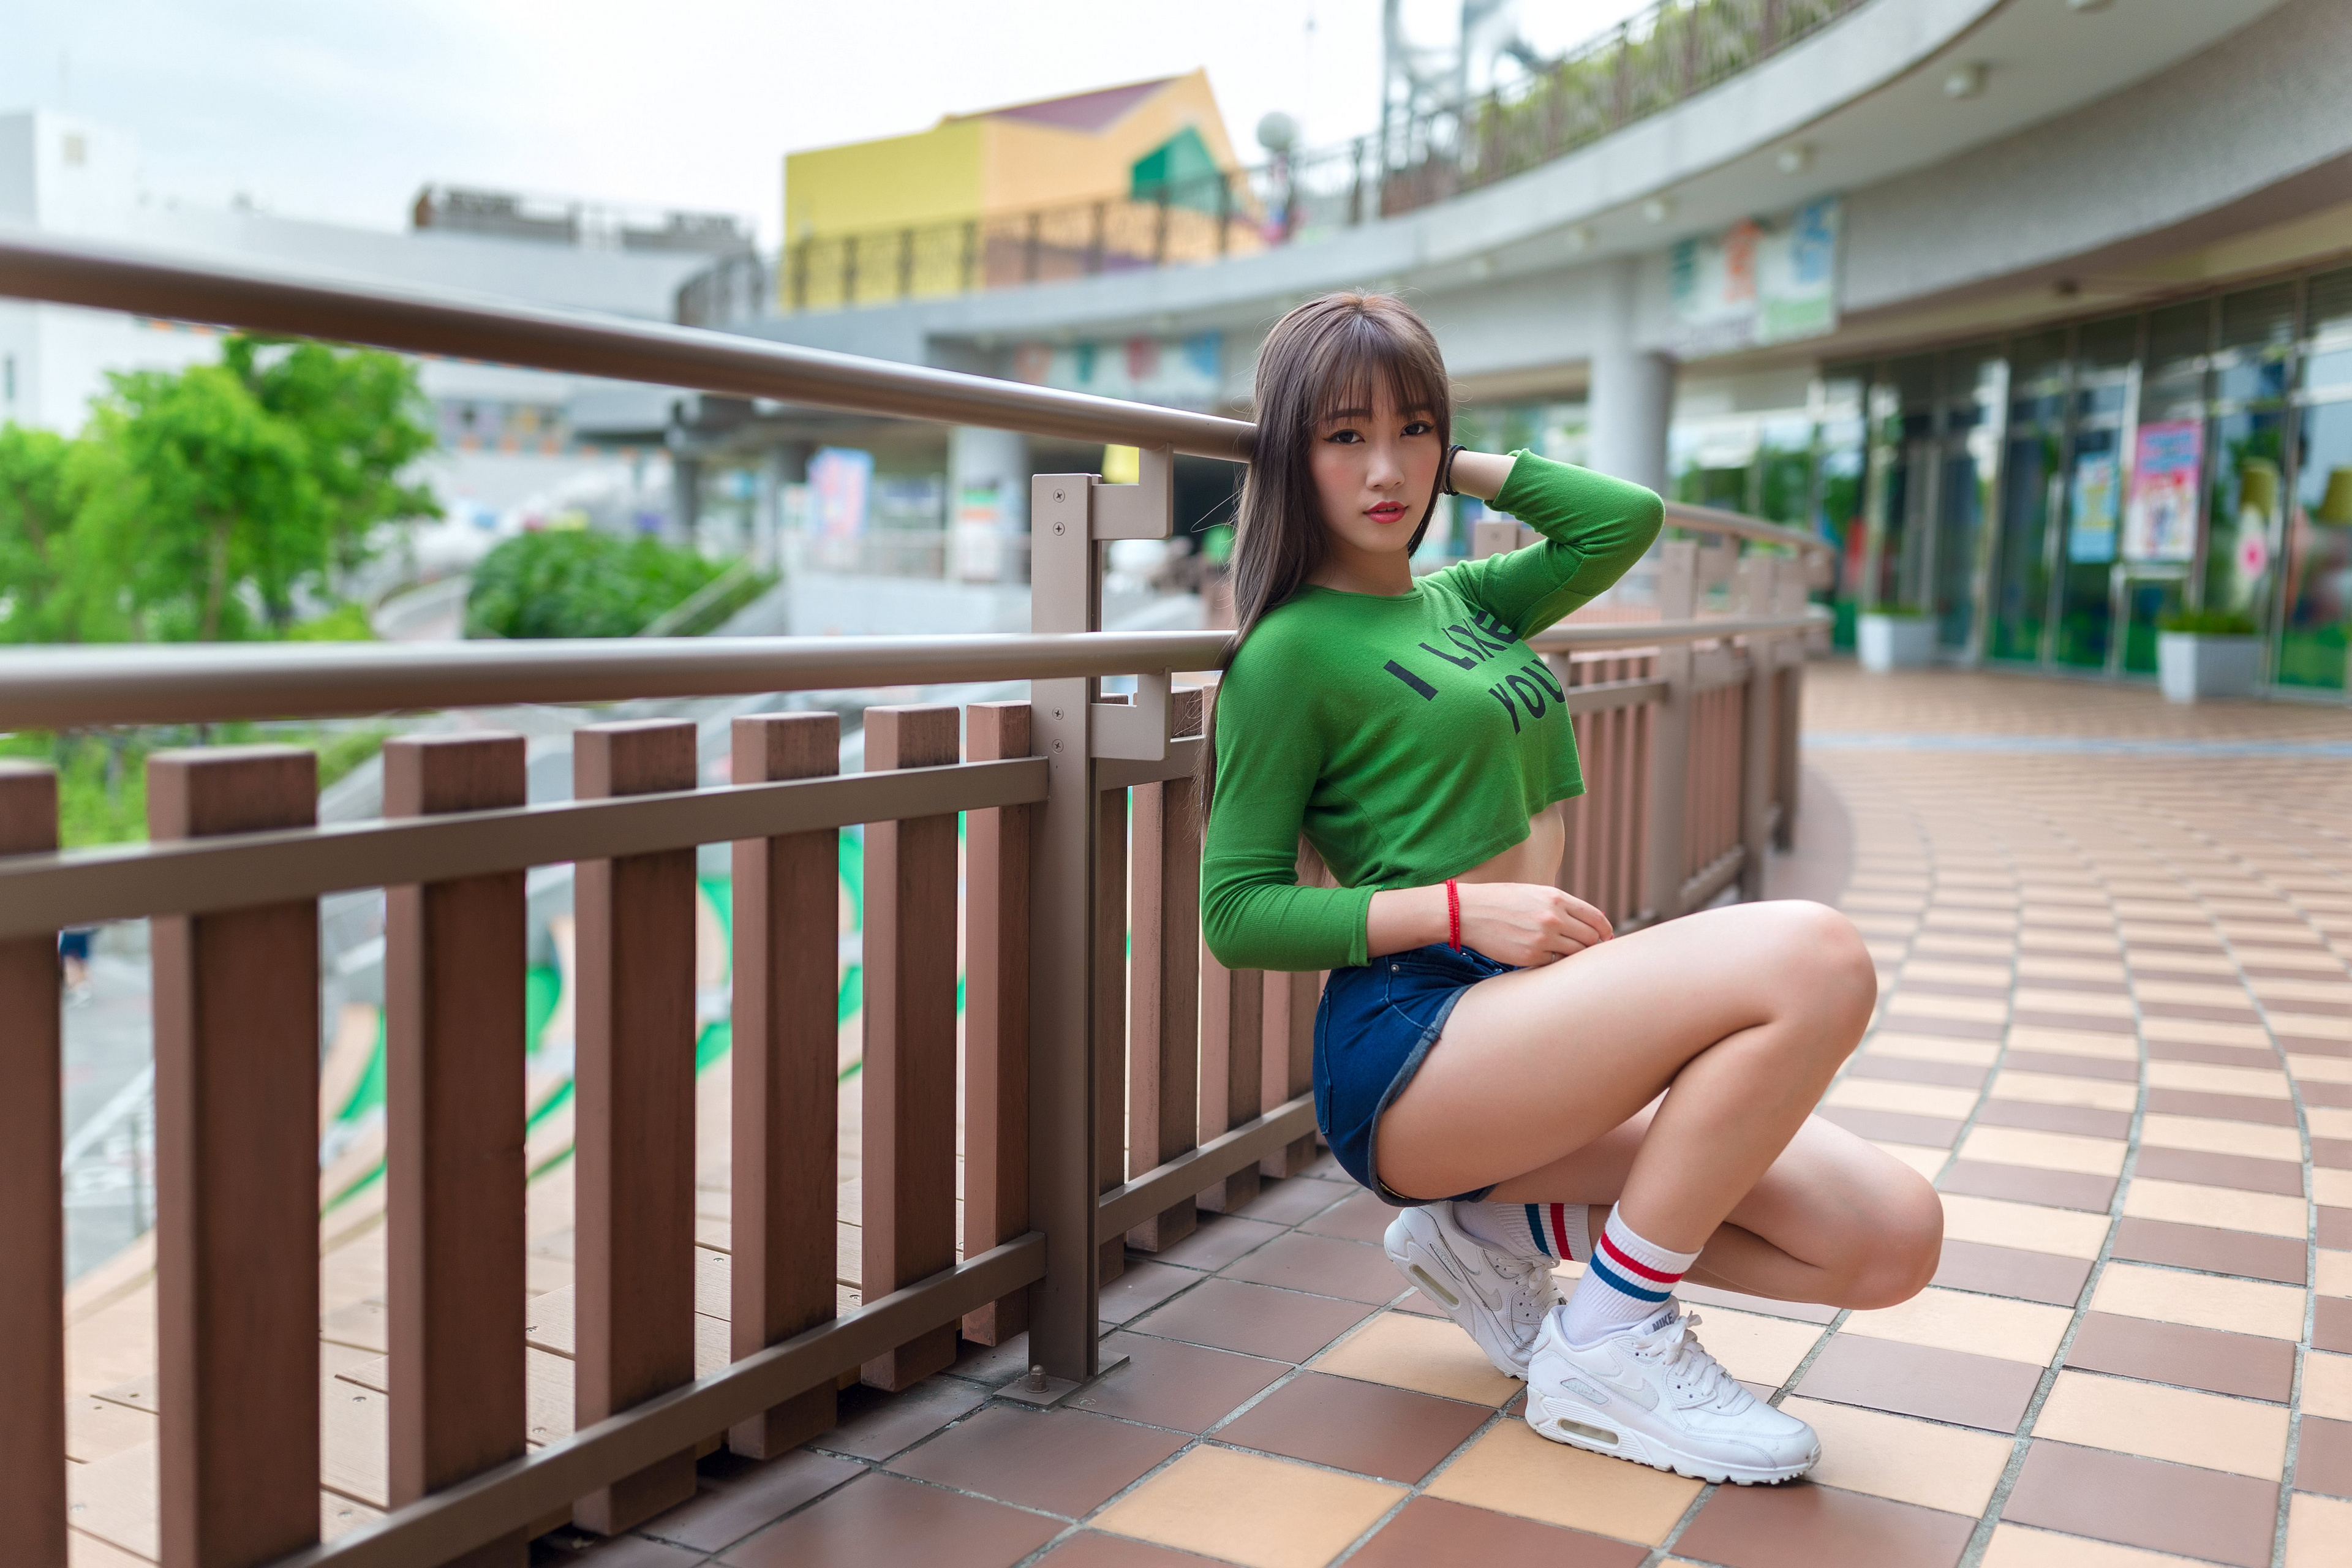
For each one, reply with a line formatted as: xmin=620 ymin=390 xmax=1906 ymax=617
xmin=1446 ymin=878 xmax=1462 ymax=952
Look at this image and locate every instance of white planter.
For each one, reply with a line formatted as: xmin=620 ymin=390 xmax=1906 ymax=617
xmin=1858 ymin=613 xmax=1937 ymax=673
xmin=2158 ymin=632 xmax=2260 ymax=703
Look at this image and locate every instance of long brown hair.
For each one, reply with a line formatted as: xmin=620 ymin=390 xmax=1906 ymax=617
xmin=1204 ymin=293 xmax=1452 ymax=813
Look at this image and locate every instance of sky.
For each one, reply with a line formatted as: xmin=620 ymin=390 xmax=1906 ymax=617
xmin=1 ymin=0 xmax=1651 ymax=247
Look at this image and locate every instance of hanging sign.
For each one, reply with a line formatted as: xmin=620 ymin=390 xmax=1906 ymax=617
xmin=1670 ymin=197 xmax=1842 ymax=347
xmin=2124 ymin=420 xmax=2203 ymax=564
xmin=2067 ymin=453 xmax=2120 ymax=564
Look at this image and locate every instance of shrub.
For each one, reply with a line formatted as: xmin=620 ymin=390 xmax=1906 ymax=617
xmin=465 ymin=530 xmax=726 ymax=639
xmin=2156 ymin=608 xmax=2258 ymax=637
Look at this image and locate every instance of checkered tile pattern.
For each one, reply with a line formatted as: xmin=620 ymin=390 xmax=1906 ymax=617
xmin=560 ymin=667 xmax=2352 ymax=1568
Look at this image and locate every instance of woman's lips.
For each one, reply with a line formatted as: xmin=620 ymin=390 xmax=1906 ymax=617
xmin=1366 ymin=503 xmax=1406 ymax=522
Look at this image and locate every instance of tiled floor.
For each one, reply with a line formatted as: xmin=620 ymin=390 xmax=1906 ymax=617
xmin=551 ymin=668 xmax=2351 ymax=1568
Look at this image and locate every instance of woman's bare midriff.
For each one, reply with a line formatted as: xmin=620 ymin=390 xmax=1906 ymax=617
xmin=1451 ymin=807 xmax=1564 ymax=889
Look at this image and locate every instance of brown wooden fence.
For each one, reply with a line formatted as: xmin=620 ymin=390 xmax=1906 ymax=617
xmin=0 ymin=230 xmax=1826 ymax=1568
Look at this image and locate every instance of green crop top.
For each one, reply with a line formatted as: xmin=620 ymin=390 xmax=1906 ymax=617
xmin=1200 ymin=451 xmax=1663 ymax=971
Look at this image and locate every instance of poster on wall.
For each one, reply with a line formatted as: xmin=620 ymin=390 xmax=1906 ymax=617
xmin=2067 ymin=453 xmax=2120 ymax=564
xmin=2125 ymin=421 xmax=2203 ymax=563
xmin=808 ymin=447 xmax=872 ymax=540
xmin=1670 ymin=197 xmax=1842 ymax=348
xmin=1011 ymin=332 xmax=1223 ymax=410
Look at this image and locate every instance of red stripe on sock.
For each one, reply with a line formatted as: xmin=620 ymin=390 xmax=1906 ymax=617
xmin=1597 ymin=1231 xmax=1683 ymax=1284
xmin=1546 ymin=1205 xmax=1574 ymax=1260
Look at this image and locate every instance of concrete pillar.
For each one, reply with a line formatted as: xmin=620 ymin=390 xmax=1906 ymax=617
xmin=669 ymin=454 xmax=703 ymax=549
xmin=949 ymin=427 xmax=1031 ymax=581
xmin=1586 ymin=260 xmax=1675 ymax=492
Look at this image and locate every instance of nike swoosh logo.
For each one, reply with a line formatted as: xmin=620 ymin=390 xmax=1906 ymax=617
xmin=1596 ymin=1368 xmax=1659 ymax=1410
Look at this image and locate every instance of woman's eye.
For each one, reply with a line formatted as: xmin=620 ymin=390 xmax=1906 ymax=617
xmin=1325 ymin=429 xmax=1362 ymax=444
xmin=1403 ymin=421 xmax=1434 ymax=437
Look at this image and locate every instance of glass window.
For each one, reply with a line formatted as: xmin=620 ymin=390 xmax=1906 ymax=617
xmin=2281 ymin=396 xmax=2352 ymax=691
xmin=2206 ymin=409 xmax=2285 ymax=618
xmin=2142 ymin=303 xmax=2209 ymax=421
xmin=2217 ymin=283 xmax=2295 ymax=405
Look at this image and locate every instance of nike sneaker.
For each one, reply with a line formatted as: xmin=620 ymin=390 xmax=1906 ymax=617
xmin=1383 ymin=1203 xmax=1564 ymax=1378
xmin=1524 ymin=1302 xmax=1820 ymax=1484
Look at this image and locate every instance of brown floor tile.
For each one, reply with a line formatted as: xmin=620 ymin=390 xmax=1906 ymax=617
xmin=2282 ymin=1034 xmax=2352 ymax=1057
xmin=2062 ymin=1312 xmax=2296 ymax=1402
xmin=2144 ymin=1089 xmax=2299 ymax=1126
xmin=1900 ymin=979 xmax=2013 ymax=1000
xmin=2011 ymin=1010 xmax=2136 ymax=1034
xmin=1795 ymin=1333 xmax=2041 ymax=1433
xmin=1126 ymin=1278 xmax=1372 ymax=1363
xmin=1032 ymin=1531 xmax=1231 ymax=1568
xmin=1677 ymin=1283 xmax=1842 ymax=1324
xmin=952 ymin=1335 xmax=1038 ymax=1389
xmin=640 ymin=1450 xmax=865 ymax=1552
xmin=2109 ymin=1218 xmax=2308 ymax=1286
xmin=718 ymin=1471 xmax=1062 ymax=1568
xmin=1939 ymin=1161 xmax=2116 ymax=1213
xmin=2143 ymin=1001 xmax=2263 ymax=1024
xmin=1883 ymin=1014 xmax=2008 ymax=1041
xmin=1297 ymin=1189 xmax=1393 ymax=1244
xmin=2323 ymin=1207 xmax=2352 ymax=1251
xmin=2000 ymin=1439 xmax=2280 ymax=1568
xmin=1226 ymin=1177 xmax=1349 ymax=1226
xmin=2316 ymin=1136 xmax=2352 ymax=1171
xmin=1973 ymin=1099 xmax=2133 ymax=1139
xmin=1849 ymin=1057 xmax=1991 ymax=1089
xmin=1672 ymin=1480 xmax=1975 ymax=1568
xmin=2301 ymin=1415 xmax=2352 ymax=1501
xmin=1140 ymin=1214 xmax=1286 ymax=1273
xmin=2134 ymin=1146 xmax=2305 ymax=1197
xmin=818 ymin=1376 xmax=987 ymax=1461
xmin=1348 ymin=1496 xmax=1645 ymax=1567
xmin=1075 ymin=1333 xmax=1288 ymax=1433
xmin=1212 ymin=1370 xmax=1490 ymax=1483
xmin=2002 ymin=1050 xmax=2141 ymax=1082
xmin=885 ymin=1404 xmax=1185 ymax=1517
xmin=1816 ymin=1106 xmax=1964 ymax=1148
xmin=1100 ymin=1261 xmax=1207 ymax=1326
xmin=1218 ymin=1232 xmax=1407 ymax=1306
xmin=565 ymin=1538 xmax=704 ymax=1567
xmin=2147 ymin=1039 xmax=2281 ymax=1070
xmin=1929 ymin=1240 xmax=2091 ymax=1307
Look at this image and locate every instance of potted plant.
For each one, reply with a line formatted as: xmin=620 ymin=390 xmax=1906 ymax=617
xmin=2157 ymin=608 xmax=2261 ymax=702
xmin=1858 ymin=606 xmax=1936 ymax=672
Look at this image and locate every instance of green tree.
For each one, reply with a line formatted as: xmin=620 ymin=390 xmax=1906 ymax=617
xmin=0 ymin=424 xmax=83 ymax=641
xmin=466 ymin=529 xmax=726 ymax=639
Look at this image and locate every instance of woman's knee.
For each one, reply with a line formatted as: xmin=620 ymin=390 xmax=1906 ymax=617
xmin=1754 ymin=901 xmax=1876 ymax=1027
xmin=1833 ymin=1171 xmax=1945 ymax=1308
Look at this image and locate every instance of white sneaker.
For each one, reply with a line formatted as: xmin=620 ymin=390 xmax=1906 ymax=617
xmin=1525 ymin=1303 xmax=1819 ymax=1484
xmin=1383 ymin=1204 xmax=1564 ymax=1379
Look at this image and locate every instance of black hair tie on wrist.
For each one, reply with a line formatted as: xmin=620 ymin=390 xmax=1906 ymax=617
xmin=1439 ymin=443 xmax=1466 ymax=497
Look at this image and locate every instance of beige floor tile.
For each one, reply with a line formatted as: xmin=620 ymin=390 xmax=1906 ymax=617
xmin=2303 ymin=1350 xmax=2352 ymax=1422
xmin=1842 ymin=1286 xmax=2070 ymax=1365
xmin=1960 ymin=1126 xmax=2127 ymax=1176
xmin=2016 ymin=931 xmax=2121 ymax=955
xmin=2006 ymin=1024 xmax=2139 ymax=1061
xmin=1938 ymin=1193 xmax=2111 ymax=1259
xmin=1982 ymin=1523 xmax=2210 ymax=1567
xmin=2316 ymin=1169 xmax=2352 ymax=1208
xmin=1780 ymin=1398 xmax=2010 ymax=1515
xmin=1904 ymin=960 xmax=2013 ymax=986
xmin=2090 ymin=1261 xmax=2306 ymax=1340
xmin=2122 ymin=1178 xmax=2309 ymax=1238
xmin=2255 ymin=978 xmax=2352 ymax=1004
xmin=2320 ymin=1249 xmax=2352 ymax=1300
xmin=2138 ymin=1115 xmax=2304 ymax=1161
xmin=69 ymin=1529 xmax=156 ymax=1568
xmin=2273 ymin=1013 xmax=2352 ymax=1043
xmin=2235 ymin=946 xmax=2344 ymax=971
xmin=2312 ymin=1106 xmax=2352 ymax=1139
xmin=1868 ymin=1033 xmax=2003 ymax=1066
xmin=2135 ymin=981 xmax=2258 ymax=1008
xmin=2287 ymin=1491 xmax=2352 ymax=1568
xmin=1681 ymin=1307 xmax=1824 ymax=1387
xmin=1825 ymin=1078 xmax=1982 ymax=1120
xmin=1309 ymin=1310 xmax=1520 ymax=1407
xmin=2016 ymin=957 xmax=2129 ymax=982
xmin=1423 ymin=1420 xmax=1702 ymax=1544
xmin=2293 ymin=1055 xmax=2352 ymax=1085
xmin=2032 ymin=1370 xmax=2288 ymax=1480
xmin=1989 ymin=1071 xmax=2138 ymax=1112
xmin=1873 ymin=1142 xmax=1949 ymax=1180
xmin=2013 ymin=987 xmax=2134 ymax=1018
xmin=2140 ymin=1017 xmax=2272 ymax=1049
xmin=1092 ymin=1446 xmax=1405 ymax=1568
xmin=2144 ymin=1061 xmax=2292 ymax=1100
xmin=1917 ymin=934 xmax=2021 ymax=958
xmin=1885 ymin=992 xmax=2012 ymax=1023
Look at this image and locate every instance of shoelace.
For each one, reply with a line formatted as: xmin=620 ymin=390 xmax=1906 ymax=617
xmin=1487 ymin=1252 xmax=1564 ymax=1342
xmin=1624 ymin=1311 xmax=1741 ymax=1411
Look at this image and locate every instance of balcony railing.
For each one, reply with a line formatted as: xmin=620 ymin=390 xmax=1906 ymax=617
xmin=678 ymin=0 xmax=1870 ymax=325
xmin=0 ymin=229 xmax=1826 ymax=1568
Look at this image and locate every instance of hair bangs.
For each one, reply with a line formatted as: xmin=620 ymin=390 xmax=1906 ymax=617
xmin=1305 ymin=306 xmax=1449 ymax=431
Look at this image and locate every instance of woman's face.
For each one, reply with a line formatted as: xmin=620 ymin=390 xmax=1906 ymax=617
xmin=1308 ymin=382 xmax=1442 ymax=563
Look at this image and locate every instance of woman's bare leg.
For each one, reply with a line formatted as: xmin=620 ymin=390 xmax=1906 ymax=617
xmin=1378 ymin=899 xmax=1908 ymax=1266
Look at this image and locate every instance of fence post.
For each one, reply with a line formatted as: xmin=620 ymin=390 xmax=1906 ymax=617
xmin=1260 ymin=842 xmax=1325 ymax=1177
xmin=728 ymin=712 xmax=841 ymax=1457
xmin=0 ymin=763 xmax=62 ymax=1568
xmin=963 ymin=702 xmax=1033 ymax=1341
xmin=861 ymin=705 xmax=963 ymax=1390
xmin=571 ymin=720 xmax=699 ymax=1535
xmin=1095 ymin=751 xmax=1129 ymax=1285
xmin=1737 ymin=558 xmax=1773 ymax=904
xmin=1197 ymin=948 xmax=1263 ymax=1213
xmin=1773 ymin=558 xmax=1809 ymax=851
xmin=1126 ymin=688 xmax=1203 ymax=1252
xmin=1642 ymin=542 xmax=1698 ymax=924
xmin=383 ymin=734 xmax=529 ymax=1568
xmin=150 ymin=745 xmax=322 ymax=1567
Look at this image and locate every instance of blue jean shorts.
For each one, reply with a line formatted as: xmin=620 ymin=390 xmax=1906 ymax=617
xmin=1315 ymin=941 xmax=1517 ymax=1205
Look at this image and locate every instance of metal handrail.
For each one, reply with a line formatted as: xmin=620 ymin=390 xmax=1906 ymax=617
xmin=1660 ymin=499 xmax=1831 ymax=556
xmin=0 ymin=233 xmax=1254 ymax=461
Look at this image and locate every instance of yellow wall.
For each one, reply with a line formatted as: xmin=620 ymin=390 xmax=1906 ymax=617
xmin=785 ymin=69 xmax=1242 ymax=242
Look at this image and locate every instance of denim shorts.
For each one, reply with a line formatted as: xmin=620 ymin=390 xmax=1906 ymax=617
xmin=1314 ymin=941 xmax=1517 ymax=1205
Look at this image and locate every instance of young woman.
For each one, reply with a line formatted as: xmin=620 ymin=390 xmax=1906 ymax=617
xmin=1201 ymin=294 xmax=1942 ymax=1485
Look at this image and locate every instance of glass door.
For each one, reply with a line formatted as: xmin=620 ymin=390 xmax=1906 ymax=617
xmin=1991 ymin=332 xmax=2069 ymax=663
xmin=2054 ymin=317 xmax=2141 ymax=668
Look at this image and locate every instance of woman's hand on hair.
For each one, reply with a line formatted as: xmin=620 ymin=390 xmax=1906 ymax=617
xmin=1457 ymin=881 xmax=1613 ymax=966
xmin=1444 ymin=450 xmax=1516 ymax=503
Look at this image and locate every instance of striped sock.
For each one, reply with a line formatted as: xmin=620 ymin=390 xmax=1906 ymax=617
xmin=1450 ymin=1200 xmax=1590 ymax=1262
xmin=1562 ymin=1206 xmax=1700 ymax=1344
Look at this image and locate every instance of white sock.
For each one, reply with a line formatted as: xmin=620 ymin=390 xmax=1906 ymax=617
xmin=1561 ymin=1205 xmax=1700 ymax=1344
xmin=1450 ymin=1200 xmax=1591 ymax=1263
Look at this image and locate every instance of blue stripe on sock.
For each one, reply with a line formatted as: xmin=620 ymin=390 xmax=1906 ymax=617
xmin=1586 ymin=1251 xmax=1673 ymax=1304
xmin=1523 ymin=1203 xmax=1551 ymax=1257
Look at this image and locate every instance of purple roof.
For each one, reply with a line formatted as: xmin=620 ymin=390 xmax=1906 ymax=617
xmin=971 ymin=77 xmax=1177 ymax=134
